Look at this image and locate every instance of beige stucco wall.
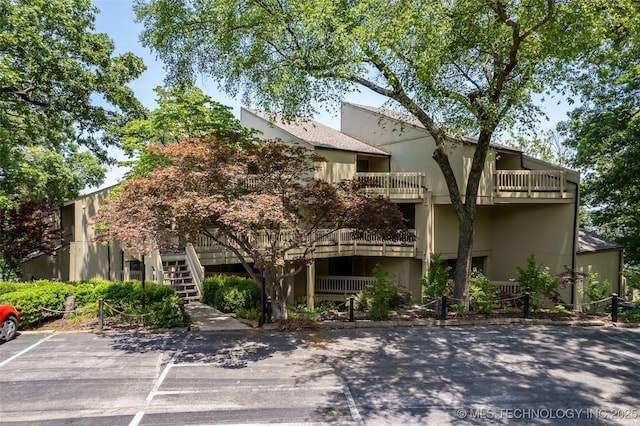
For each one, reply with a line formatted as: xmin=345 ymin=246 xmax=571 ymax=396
xmin=22 ymin=186 xmax=126 ymax=282
xmin=21 ymin=246 xmax=70 ymax=281
xmin=432 ymin=205 xmax=493 ymax=259
xmin=576 ymin=250 xmax=624 ymax=300
xmin=314 ymin=148 xmax=357 ymax=183
xmin=341 ymin=103 xmax=499 ymax=202
xmin=489 ymin=203 xmax=576 ymax=282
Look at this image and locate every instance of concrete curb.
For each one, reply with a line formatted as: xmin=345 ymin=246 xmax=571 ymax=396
xmin=249 ymin=316 xmax=640 ymax=332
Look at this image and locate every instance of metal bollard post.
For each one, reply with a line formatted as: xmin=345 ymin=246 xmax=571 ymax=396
xmin=440 ymin=295 xmax=447 ymax=321
xmin=349 ymin=296 xmax=354 ymax=322
xmin=265 ymin=296 xmax=272 ymax=323
xmin=98 ymin=298 xmax=104 ymax=331
xmin=611 ymin=293 xmax=618 ymax=323
xmin=177 ymin=298 xmax=188 ymax=323
xmin=523 ymin=293 xmax=530 ymax=319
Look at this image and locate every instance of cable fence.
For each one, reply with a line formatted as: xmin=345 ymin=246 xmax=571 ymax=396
xmin=428 ymin=293 xmax=627 ymax=323
xmin=36 ymin=296 xmax=189 ymax=330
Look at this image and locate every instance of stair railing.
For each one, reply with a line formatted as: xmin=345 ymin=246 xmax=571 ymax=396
xmin=185 ymin=242 xmax=204 ymax=298
xmin=150 ymin=248 xmax=165 ymax=285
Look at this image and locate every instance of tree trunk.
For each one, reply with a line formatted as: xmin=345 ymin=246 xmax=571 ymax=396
xmin=432 ymin=129 xmax=493 ymax=309
xmin=453 ymin=215 xmax=474 ymax=309
xmin=269 ymin=276 xmax=289 ymax=320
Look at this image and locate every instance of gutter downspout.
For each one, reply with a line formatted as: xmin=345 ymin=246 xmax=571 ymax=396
xmin=81 ymin=205 xmax=87 ymax=281
xmin=618 ymin=249 xmax=623 ymax=296
xmin=571 ymin=180 xmax=579 ymax=307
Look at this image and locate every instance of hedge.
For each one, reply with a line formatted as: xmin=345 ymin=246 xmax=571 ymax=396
xmin=0 ymin=279 xmax=182 ymax=327
xmin=202 ymin=275 xmax=260 ymax=313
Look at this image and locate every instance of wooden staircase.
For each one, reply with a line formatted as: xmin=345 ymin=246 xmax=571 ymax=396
xmin=162 ymin=256 xmax=200 ymax=301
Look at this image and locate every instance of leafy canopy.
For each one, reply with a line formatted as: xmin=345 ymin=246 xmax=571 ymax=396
xmin=0 ymin=0 xmax=145 ymax=206
xmin=563 ymin=2 xmax=640 ymax=264
xmin=119 ymin=85 xmax=256 ymax=176
xmin=133 ymin=0 xmax=610 ymax=305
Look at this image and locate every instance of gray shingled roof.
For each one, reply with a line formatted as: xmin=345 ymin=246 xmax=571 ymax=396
xmin=578 ymin=229 xmax=624 ymax=253
xmin=247 ymin=109 xmax=389 ymax=156
xmin=346 ymin=103 xmax=520 ymax=152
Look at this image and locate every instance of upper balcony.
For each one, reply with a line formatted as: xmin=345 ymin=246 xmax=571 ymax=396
xmin=493 ymin=170 xmax=575 ymax=202
xmin=355 ymin=172 xmax=426 ymax=200
xmin=194 ymin=228 xmax=418 ymax=265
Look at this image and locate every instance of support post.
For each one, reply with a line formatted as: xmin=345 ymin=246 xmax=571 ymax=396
xmin=98 ymin=298 xmax=104 ymax=331
xmin=611 ymin=293 xmax=618 ymax=323
xmin=306 ymin=262 xmax=315 ymax=311
xmin=259 ymin=272 xmax=265 ymax=328
xmin=440 ymin=295 xmax=447 ymax=321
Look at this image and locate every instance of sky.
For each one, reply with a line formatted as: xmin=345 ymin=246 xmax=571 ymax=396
xmin=90 ymin=0 xmax=575 ymax=191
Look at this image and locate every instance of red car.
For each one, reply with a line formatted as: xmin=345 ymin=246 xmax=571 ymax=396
xmin=0 ymin=305 xmax=20 ymax=343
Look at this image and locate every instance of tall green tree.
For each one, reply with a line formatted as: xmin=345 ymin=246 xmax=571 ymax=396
xmin=1 ymin=0 xmax=145 ymax=276
xmin=563 ymin=2 xmax=640 ymax=264
xmin=507 ymin=129 xmax=574 ymax=168
xmin=118 ymin=85 xmax=256 ymax=176
xmin=0 ymin=0 xmax=145 ymax=207
xmin=135 ymin=0 xmax=606 ymax=306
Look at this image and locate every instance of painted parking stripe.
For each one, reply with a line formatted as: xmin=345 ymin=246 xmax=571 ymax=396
xmin=343 ymin=384 xmax=364 ymax=424
xmin=129 ymin=334 xmax=190 ymax=426
xmin=0 ymin=333 xmax=56 ymax=368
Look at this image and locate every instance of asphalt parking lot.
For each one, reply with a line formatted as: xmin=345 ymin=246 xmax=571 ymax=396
xmin=1 ymin=325 xmax=640 ymax=425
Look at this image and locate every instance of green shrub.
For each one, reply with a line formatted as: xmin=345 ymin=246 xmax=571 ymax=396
xmin=579 ymin=273 xmax=609 ymax=314
xmin=97 ymin=280 xmax=136 ymax=302
xmin=450 ymin=304 xmax=467 ymax=315
xmin=214 ymin=280 xmax=259 ymax=312
xmin=353 ymin=291 xmax=368 ymax=312
xmin=421 ymin=253 xmax=451 ymax=302
xmin=202 ymin=275 xmax=260 ymax=312
xmin=148 ymin=294 xmax=185 ymax=328
xmin=364 ymin=264 xmax=395 ymax=320
xmin=0 ymin=281 xmax=28 ymax=295
xmin=621 ymin=306 xmax=640 ymax=323
xmin=201 ymin=275 xmax=225 ymax=305
xmin=0 ymin=279 xmax=182 ymax=328
xmin=517 ymin=254 xmax=559 ymax=311
xmin=0 ymin=281 xmax=73 ymax=325
xmin=469 ymin=269 xmax=498 ymax=314
xmin=315 ymin=300 xmax=338 ymax=312
xmin=236 ymin=308 xmax=260 ymax=321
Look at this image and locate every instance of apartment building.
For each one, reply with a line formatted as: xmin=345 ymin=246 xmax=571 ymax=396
xmin=23 ymin=103 xmax=624 ymax=307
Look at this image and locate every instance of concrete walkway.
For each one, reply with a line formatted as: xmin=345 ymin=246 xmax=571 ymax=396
xmin=184 ymin=301 xmax=252 ymax=331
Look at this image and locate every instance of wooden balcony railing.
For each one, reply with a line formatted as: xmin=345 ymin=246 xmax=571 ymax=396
xmin=495 ymin=170 xmax=566 ymax=195
xmin=194 ymin=228 xmax=417 ymax=254
xmin=490 ymin=280 xmax=522 ymax=295
xmin=315 ymin=275 xmax=376 ymax=297
xmin=355 ymin=172 xmax=425 ymax=199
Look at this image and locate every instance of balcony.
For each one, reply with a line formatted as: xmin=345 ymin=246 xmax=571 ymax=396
xmin=494 ymin=170 xmax=573 ymax=201
xmin=313 ymin=277 xmax=523 ymax=302
xmin=355 ymin=172 xmax=425 ymax=200
xmin=194 ymin=228 xmax=418 ymax=264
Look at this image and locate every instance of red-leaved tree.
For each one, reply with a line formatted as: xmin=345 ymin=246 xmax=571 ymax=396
xmin=0 ymin=202 xmax=61 ymax=279
xmin=95 ymin=135 xmax=409 ymax=319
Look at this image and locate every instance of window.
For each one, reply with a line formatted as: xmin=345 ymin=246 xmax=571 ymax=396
xmin=356 ymin=159 xmax=369 ymax=172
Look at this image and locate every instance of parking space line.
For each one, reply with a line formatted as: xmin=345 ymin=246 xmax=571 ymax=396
xmin=343 ymin=384 xmax=364 ymax=425
xmin=0 ymin=333 xmax=55 ymax=368
xmin=129 ymin=334 xmax=190 ymax=426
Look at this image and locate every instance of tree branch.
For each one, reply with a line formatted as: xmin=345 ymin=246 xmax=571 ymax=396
xmin=1 ymin=79 xmax=49 ymax=107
